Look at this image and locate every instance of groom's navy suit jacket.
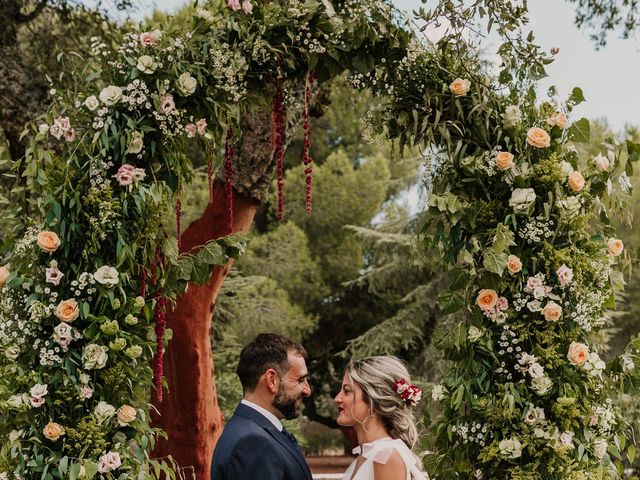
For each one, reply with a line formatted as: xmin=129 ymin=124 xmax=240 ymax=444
xmin=210 ymin=403 xmax=313 ymax=480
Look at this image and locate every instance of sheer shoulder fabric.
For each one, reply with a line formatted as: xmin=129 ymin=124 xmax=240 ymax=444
xmin=341 ymin=438 xmax=429 ymax=480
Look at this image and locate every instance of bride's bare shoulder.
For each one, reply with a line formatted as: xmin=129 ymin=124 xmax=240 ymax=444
xmin=372 ymin=450 xmax=406 ymax=480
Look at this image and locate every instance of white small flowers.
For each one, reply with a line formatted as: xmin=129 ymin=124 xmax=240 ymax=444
xmin=176 ymin=72 xmax=197 ymax=96
xmin=498 ymin=437 xmax=522 ymax=458
xmin=94 ymin=266 xmax=119 ymax=286
xmin=99 ymin=85 xmax=123 ymax=106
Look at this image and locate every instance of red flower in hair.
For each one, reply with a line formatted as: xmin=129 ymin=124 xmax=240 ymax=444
xmin=393 ymin=378 xmax=422 ymax=407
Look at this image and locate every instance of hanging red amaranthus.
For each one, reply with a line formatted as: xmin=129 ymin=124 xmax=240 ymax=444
xmin=175 ymin=185 xmax=182 ymax=251
xmin=225 ymin=128 xmax=235 ymax=234
xmin=302 ymin=73 xmax=315 ymax=214
xmin=207 ymin=146 xmax=214 ymax=205
xmin=154 ymin=294 xmax=167 ymax=402
xmin=139 ymin=267 xmax=147 ymax=298
xmin=274 ymin=79 xmax=285 ymax=221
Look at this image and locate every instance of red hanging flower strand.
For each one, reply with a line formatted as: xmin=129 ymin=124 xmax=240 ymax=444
xmin=176 ymin=185 xmax=182 ymax=252
xmin=154 ymin=293 xmax=167 ymax=403
xmin=139 ymin=267 xmax=147 ymax=298
xmin=270 ymin=97 xmax=277 ymax=152
xmin=275 ymin=79 xmax=285 ymax=221
xmin=303 ymin=73 xmax=315 ymax=214
xmin=225 ymin=128 xmax=235 ymax=234
xmin=207 ymin=146 xmax=214 ymax=205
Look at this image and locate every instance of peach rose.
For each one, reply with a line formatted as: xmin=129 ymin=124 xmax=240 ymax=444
xmin=542 ymin=301 xmax=562 ymax=322
xmin=567 ymin=341 xmax=589 ymax=366
xmin=496 ymin=152 xmax=515 ymax=170
xmin=37 ymin=231 xmax=61 ymax=253
xmin=117 ymin=405 xmax=137 ymax=425
xmin=449 ymin=78 xmax=471 ymax=96
xmin=526 ymin=127 xmax=551 ymax=148
xmin=0 ymin=265 xmax=10 ymax=288
xmin=507 ymin=255 xmax=522 ymax=274
xmin=546 ymin=112 xmax=568 ymax=129
xmin=55 ymin=299 xmax=80 ymax=323
xmin=43 ymin=422 xmax=65 ymax=441
xmin=568 ymin=171 xmax=585 ymax=192
xmin=607 ymin=238 xmax=624 ymax=257
xmin=476 ymin=289 xmax=498 ymax=310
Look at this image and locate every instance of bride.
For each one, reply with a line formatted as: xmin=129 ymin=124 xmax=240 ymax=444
xmin=334 ymin=356 xmax=429 ymax=480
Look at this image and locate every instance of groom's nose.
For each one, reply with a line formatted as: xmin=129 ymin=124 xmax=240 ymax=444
xmin=301 ymin=379 xmax=311 ymax=397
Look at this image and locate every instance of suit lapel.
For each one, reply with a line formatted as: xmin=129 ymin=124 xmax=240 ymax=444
xmin=234 ymin=403 xmax=312 ymax=480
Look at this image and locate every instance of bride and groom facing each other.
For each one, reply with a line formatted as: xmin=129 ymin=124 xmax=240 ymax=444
xmin=210 ymin=333 xmax=428 ymax=480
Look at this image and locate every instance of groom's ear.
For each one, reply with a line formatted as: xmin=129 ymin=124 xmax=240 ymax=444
xmin=264 ymin=368 xmax=280 ymax=394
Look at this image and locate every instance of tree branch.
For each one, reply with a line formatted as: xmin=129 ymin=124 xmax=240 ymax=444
xmin=16 ymin=0 xmax=49 ymax=24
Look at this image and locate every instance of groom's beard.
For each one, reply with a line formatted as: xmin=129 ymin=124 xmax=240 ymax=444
xmin=272 ymin=382 xmax=303 ymax=420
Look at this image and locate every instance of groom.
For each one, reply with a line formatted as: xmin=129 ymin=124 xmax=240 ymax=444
xmin=210 ymin=333 xmax=313 ymax=480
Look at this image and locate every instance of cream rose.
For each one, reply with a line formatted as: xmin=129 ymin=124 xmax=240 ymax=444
xmin=43 ymin=422 xmax=65 ymax=441
xmin=507 ymin=255 xmax=522 ymax=274
xmin=607 ymin=238 xmax=624 ymax=257
xmin=594 ymin=153 xmax=610 ymax=173
xmin=99 ymin=85 xmax=123 ymax=106
xmin=509 ymin=188 xmax=537 ymax=214
xmin=498 ymin=438 xmax=522 ymax=459
xmin=37 ymin=231 xmax=61 ymax=252
xmin=568 ymin=171 xmax=585 ymax=192
xmin=83 ymin=95 xmax=100 ymax=111
xmin=176 ymin=72 xmax=197 ymax=96
xmin=127 ymin=131 xmax=144 ymax=154
xmin=546 ymin=112 xmax=568 ymax=129
xmin=56 ymin=299 xmax=79 ymax=323
xmin=502 ymin=105 xmax=522 ymax=127
xmin=567 ymin=341 xmax=589 ymax=366
xmin=531 ymin=375 xmax=552 ymax=395
xmin=449 ymin=78 xmax=471 ymax=96
xmin=117 ymin=405 xmax=137 ymax=425
xmin=136 ymin=55 xmax=157 ymax=74
xmin=496 ymin=152 xmax=515 ymax=170
xmin=526 ymin=127 xmax=551 ymax=148
xmin=0 ymin=265 xmax=10 ymax=288
xmin=94 ymin=401 xmax=116 ymax=422
xmin=82 ymin=344 xmax=109 ymax=370
xmin=593 ymin=439 xmax=608 ymax=460
xmin=542 ymin=301 xmax=562 ymax=322
xmin=94 ymin=265 xmax=119 ymax=286
xmin=476 ymin=289 xmax=498 ymax=310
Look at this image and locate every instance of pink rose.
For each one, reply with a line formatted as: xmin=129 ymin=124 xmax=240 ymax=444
xmin=159 ymin=93 xmax=175 ymax=115
xmin=30 ymin=396 xmax=45 ymax=408
xmin=45 ymin=266 xmax=64 ymax=285
xmin=196 ymin=118 xmax=207 ymax=136
xmin=185 ymin=123 xmax=197 ymax=138
xmin=227 ymin=0 xmax=241 ymax=10
xmin=525 ymin=276 xmax=543 ymax=293
xmin=54 ymin=116 xmax=71 ymax=132
xmin=80 ymin=385 xmax=93 ymax=399
xmin=63 ymin=128 xmax=76 ymax=142
xmin=113 ymin=164 xmax=135 ymax=186
xmin=139 ymin=32 xmax=157 ymax=47
xmin=98 ymin=452 xmax=122 ymax=473
xmin=242 ymin=0 xmax=253 ymax=13
xmin=496 ymin=297 xmax=509 ymax=311
xmin=556 ymin=264 xmax=573 ymax=286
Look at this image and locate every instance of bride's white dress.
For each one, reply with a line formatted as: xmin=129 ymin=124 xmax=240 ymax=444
xmin=341 ymin=437 xmax=429 ymax=480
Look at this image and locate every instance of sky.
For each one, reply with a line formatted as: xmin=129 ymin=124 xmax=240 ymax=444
xmin=130 ymin=0 xmax=640 ymax=133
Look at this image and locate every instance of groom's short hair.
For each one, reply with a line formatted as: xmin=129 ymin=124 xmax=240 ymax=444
xmin=236 ymin=333 xmax=307 ymax=392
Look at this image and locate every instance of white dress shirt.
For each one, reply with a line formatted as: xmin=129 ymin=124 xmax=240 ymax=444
xmin=241 ymin=399 xmax=283 ymax=431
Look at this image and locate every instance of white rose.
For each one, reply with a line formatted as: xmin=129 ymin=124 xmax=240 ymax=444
xmin=593 ymin=153 xmax=610 ymax=173
xmin=94 ymin=401 xmax=116 ymax=422
xmin=83 ymin=95 xmax=100 ymax=111
xmin=502 ymin=105 xmax=522 ymax=127
xmin=559 ymin=431 xmax=574 ymax=447
xmin=559 ymin=160 xmax=574 ymax=176
xmin=4 ymin=344 xmax=20 ymax=360
xmin=82 ymin=344 xmax=109 ymax=369
xmin=99 ymin=85 xmax=123 ymax=106
xmin=593 ymin=439 xmax=608 ymax=460
xmin=498 ymin=438 xmax=522 ymax=458
xmin=524 ymin=406 xmax=545 ymax=425
xmin=176 ymin=72 xmax=197 ymax=96
xmin=621 ymin=353 xmax=635 ymax=372
xmin=527 ymin=300 xmax=542 ymax=312
xmin=509 ymin=188 xmax=536 ymax=214
xmin=528 ymin=362 xmax=545 ymax=379
xmin=79 ymin=373 xmax=91 ymax=384
xmin=94 ymin=266 xmax=119 ymax=286
xmin=431 ymin=384 xmax=447 ymax=402
xmin=98 ymin=452 xmax=122 ymax=473
xmin=531 ymin=375 xmax=552 ymax=395
xmin=532 ymin=286 xmax=546 ymax=299
xmin=136 ymin=55 xmax=158 ymax=74
xmin=467 ymin=326 xmax=483 ymax=342
xmin=38 ymin=123 xmax=49 ymax=134
xmin=30 ymin=383 xmax=48 ymax=398
xmin=7 ymin=394 xmax=26 ymax=410
xmin=127 ymin=131 xmax=144 ymax=154
xmin=9 ymin=429 xmax=22 ymax=442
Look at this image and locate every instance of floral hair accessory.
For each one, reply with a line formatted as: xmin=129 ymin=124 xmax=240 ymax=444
xmin=393 ymin=378 xmax=422 ymax=407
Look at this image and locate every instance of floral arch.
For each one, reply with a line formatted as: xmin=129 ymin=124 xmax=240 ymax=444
xmin=1 ymin=0 xmax=639 ymax=479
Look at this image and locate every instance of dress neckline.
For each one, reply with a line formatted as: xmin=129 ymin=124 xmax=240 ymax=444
xmin=352 ymin=437 xmax=395 ymax=455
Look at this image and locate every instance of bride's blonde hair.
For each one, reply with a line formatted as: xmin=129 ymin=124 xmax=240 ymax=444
xmin=345 ymin=355 xmax=419 ymax=449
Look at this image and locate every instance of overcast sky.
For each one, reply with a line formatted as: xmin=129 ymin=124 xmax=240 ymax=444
xmin=132 ymin=0 xmax=640 ymax=132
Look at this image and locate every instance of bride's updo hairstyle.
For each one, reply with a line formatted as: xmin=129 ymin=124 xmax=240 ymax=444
xmin=345 ymin=355 xmax=419 ymax=449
